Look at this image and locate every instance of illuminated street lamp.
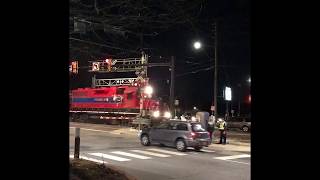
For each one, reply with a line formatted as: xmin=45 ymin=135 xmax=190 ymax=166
xmin=192 ymin=21 xmax=218 ymax=119
xmin=247 ymin=77 xmax=251 ymax=83
xmin=193 ymin=41 xmax=202 ymax=50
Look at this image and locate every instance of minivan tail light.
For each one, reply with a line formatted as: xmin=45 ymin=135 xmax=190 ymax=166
xmin=190 ymin=132 xmax=196 ymax=139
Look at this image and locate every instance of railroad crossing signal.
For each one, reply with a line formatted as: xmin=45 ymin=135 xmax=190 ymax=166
xmin=92 ymin=62 xmax=100 ymax=71
xmin=105 ymin=58 xmax=112 ymax=72
xmin=70 ymin=61 xmax=78 ymax=74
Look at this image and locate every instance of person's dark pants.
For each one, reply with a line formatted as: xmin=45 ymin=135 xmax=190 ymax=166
xmin=209 ymin=131 xmax=213 ymax=142
xmin=219 ymin=130 xmax=226 ymax=144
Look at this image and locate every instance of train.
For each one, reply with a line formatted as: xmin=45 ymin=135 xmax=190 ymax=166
xmin=69 ymin=85 xmax=169 ymax=125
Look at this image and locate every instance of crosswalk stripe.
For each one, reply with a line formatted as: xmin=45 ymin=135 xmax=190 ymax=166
xmin=201 ymin=149 xmax=216 ymax=153
xmin=70 ymin=127 xmax=121 ymax=135
xmin=224 ymin=160 xmax=250 ymax=165
xmin=110 ymin=151 xmax=152 ymax=160
xmin=130 ymin=150 xmax=171 ymax=157
xmin=147 ymin=148 xmax=187 ymax=156
xmin=69 ymin=155 xmax=106 ymax=164
xmin=214 ymin=154 xmax=250 ymax=160
xmin=89 ymin=153 xmax=131 ymax=161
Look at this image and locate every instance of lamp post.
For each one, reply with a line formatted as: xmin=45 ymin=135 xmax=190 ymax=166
xmin=193 ymin=21 xmax=218 ymax=119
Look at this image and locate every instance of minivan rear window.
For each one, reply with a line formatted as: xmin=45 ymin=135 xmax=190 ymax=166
xmin=191 ymin=123 xmax=206 ymax=132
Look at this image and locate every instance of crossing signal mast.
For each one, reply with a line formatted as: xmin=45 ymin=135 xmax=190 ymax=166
xmin=90 ymin=52 xmax=149 ymax=88
xmin=69 ymin=52 xmax=175 ymax=128
xmin=88 ymin=52 xmax=175 ymax=117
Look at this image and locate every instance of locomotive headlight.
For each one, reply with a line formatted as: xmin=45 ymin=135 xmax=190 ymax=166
xmin=153 ymin=111 xmax=160 ymax=118
xmin=164 ymin=111 xmax=172 ymax=119
xmin=144 ymin=85 xmax=153 ymax=96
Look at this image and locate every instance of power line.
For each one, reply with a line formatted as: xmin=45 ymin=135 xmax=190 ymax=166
xmin=69 ymin=37 xmax=138 ymax=53
xmin=176 ymin=63 xmax=241 ymax=77
xmin=176 ymin=66 xmax=214 ymax=77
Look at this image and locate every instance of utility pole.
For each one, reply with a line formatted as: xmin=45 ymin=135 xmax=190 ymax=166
xmin=238 ymin=84 xmax=241 ymax=116
xmin=92 ymin=74 xmax=96 ymax=88
xmin=74 ymin=128 xmax=80 ymax=159
xmin=169 ymin=56 xmax=175 ymax=115
xmin=214 ymin=21 xmax=218 ymax=119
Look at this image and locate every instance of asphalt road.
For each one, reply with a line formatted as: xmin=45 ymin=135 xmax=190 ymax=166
xmin=69 ymin=124 xmax=250 ymax=180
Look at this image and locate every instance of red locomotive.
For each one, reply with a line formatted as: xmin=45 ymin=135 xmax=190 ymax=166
xmin=70 ymin=86 xmax=160 ymax=110
xmin=69 ymin=85 xmax=161 ymax=123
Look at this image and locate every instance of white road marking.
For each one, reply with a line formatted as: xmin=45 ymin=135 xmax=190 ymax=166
xmin=69 ymin=127 xmax=120 ymax=135
xmin=69 ymin=155 xmax=106 ymax=164
xmin=111 ymin=151 xmax=152 ymax=160
xmin=130 ymin=150 xmax=171 ymax=157
xmin=224 ymin=160 xmax=250 ymax=165
xmin=214 ymin=154 xmax=250 ymax=160
xmin=147 ymin=148 xmax=187 ymax=156
xmin=89 ymin=153 xmax=131 ymax=162
xmin=201 ymin=149 xmax=216 ymax=153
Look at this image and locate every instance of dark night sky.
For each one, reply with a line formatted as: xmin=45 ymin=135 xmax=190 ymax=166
xmin=70 ymin=0 xmax=251 ymax=114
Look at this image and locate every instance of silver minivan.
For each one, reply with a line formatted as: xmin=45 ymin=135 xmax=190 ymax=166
xmin=139 ymin=120 xmax=211 ymax=151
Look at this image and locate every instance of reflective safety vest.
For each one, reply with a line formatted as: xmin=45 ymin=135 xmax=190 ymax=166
xmin=219 ymin=121 xmax=226 ymax=130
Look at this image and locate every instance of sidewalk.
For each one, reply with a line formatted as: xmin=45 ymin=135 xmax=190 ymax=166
xmin=207 ymin=140 xmax=250 ymax=153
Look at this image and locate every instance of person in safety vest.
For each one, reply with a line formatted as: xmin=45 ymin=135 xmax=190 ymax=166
xmin=217 ymin=118 xmax=227 ymax=144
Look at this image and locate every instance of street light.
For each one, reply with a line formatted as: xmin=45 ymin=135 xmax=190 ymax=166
xmin=192 ymin=21 xmax=218 ymax=119
xmin=247 ymin=77 xmax=251 ymax=83
xmin=193 ymin=41 xmax=202 ymax=50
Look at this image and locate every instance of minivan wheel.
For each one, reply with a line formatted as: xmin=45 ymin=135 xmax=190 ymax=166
xmin=176 ymin=139 xmax=186 ymax=152
xmin=242 ymin=126 xmax=249 ymax=132
xmin=194 ymin=146 xmax=203 ymax=151
xmin=141 ymin=134 xmax=150 ymax=146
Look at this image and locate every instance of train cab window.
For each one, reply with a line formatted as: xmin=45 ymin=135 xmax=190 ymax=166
xmin=127 ymin=92 xmax=133 ymax=100
xmin=116 ymin=88 xmax=125 ymax=95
